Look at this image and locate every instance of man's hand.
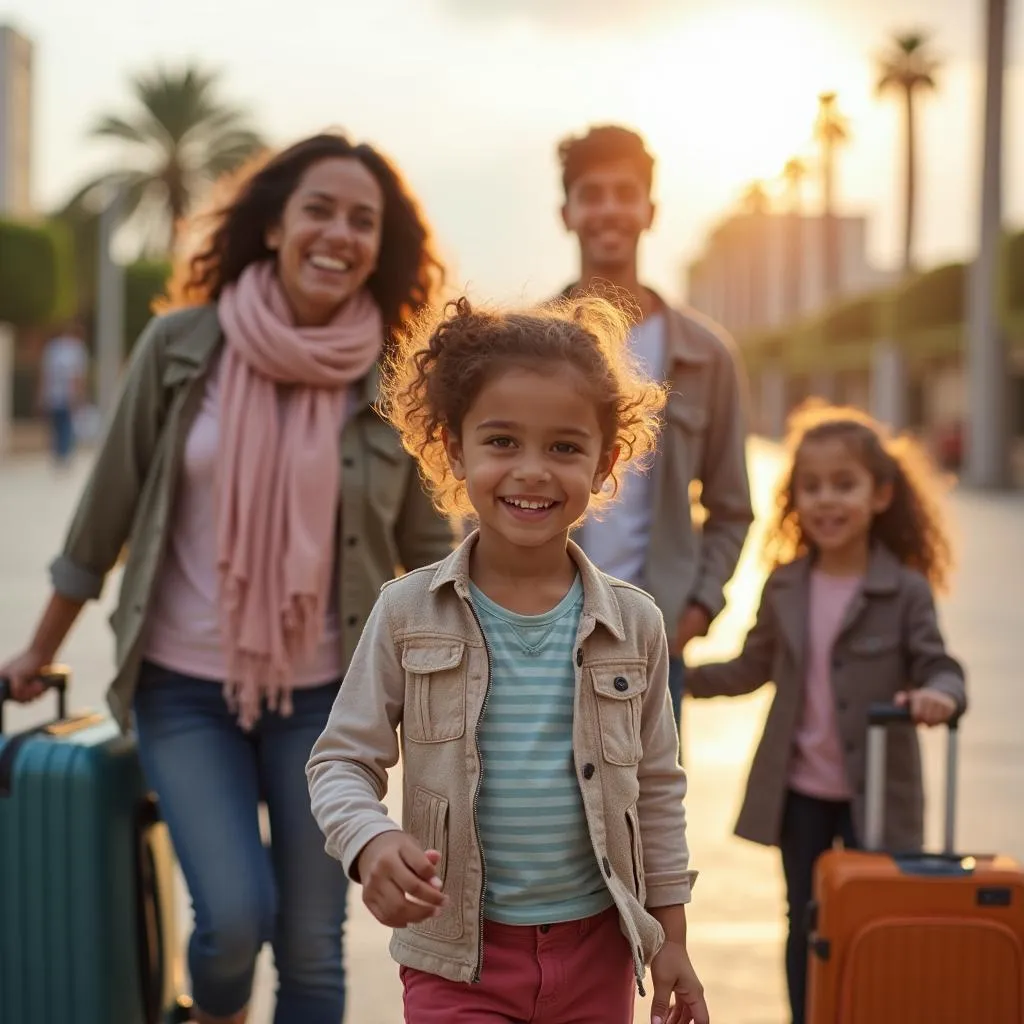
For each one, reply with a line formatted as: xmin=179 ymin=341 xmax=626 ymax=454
xmin=355 ymin=831 xmax=447 ymax=928
xmin=894 ymin=688 xmax=958 ymax=727
xmin=674 ymin=605 xmax=711 ymax=654
xmin=650 ymin=939 xmax=709 ymax=1024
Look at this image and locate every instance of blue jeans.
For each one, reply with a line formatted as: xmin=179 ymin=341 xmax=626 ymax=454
xmin=49 ymin=405 xmax=74 ymax=462
xmin=134 ymin=662 xmax=348 ymax=1022
xmin=668 ymin=656 xmax=685 ymax=733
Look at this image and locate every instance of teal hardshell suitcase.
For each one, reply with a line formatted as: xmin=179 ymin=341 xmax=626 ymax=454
xmin=0 ymin=670 xmax=191 ymax=1024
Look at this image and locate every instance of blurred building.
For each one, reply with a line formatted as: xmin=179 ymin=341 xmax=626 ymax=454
xmin=0 ymin=24 xmax=33 ymax=217
xmin=685 ymin=211 xmax=896 ymax=336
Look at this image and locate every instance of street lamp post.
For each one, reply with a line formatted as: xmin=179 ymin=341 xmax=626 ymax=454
xmin=95 ymin=186 xmax=125 ymax=420
xmin=966 ymin=0 xmax=1010 ymax=488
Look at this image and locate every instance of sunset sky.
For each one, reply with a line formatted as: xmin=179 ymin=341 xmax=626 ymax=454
xmin=5 ymin=0 xmax=1022 ymax=303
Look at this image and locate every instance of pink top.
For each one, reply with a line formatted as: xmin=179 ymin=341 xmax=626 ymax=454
xmin=143 ymin=363 xmax=343 ymax=686
xmin=787 ymin=570 xmax=862 ymax=801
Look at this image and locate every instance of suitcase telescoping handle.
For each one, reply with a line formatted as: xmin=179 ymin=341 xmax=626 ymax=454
xmin=0 ymin=666 xmax=70 ymax=733
xmin=865 ymin=701 xmax=961 ymax=855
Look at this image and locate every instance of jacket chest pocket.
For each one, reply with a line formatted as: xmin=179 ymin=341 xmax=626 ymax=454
xmin=844 ymin=633 xmax=903 ymax=693
xmin=362 ymin=420 xmax=408 ymax=522
xmin=664 ymin=394 xmax=707 ymax=496
xmin=401 ymin=642 xmax=468 ymax=744
xmin=591 ymin=665 xmax=648 ymax=766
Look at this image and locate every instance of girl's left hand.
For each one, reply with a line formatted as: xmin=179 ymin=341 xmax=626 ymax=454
xmin=894 ymin=688 xmax=958 ymax=727
xmin=650 ymin=940 xmax=709 ymax=1024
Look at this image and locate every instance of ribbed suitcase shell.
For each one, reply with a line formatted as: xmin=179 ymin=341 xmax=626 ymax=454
xmin=807 ymin=848 xmax=1024 ymax=1022
xmin=0 ymin=712 xmax=184 ymax=1024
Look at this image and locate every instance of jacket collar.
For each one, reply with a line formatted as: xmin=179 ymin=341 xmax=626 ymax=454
xmin=428 ymin=531 xmax=626 ymax=642
xmin=556 ymin=282 xmax=708 ymax=366
xmin=772 ymin=542 xmax=902 ymax=597
xmin=770 ymin=543 xmax=902 ymax=659
xmin=163 ymin=302 xmax=381 ymax=411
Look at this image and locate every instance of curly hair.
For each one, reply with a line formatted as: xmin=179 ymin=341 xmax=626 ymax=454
xmin=764 ymin=400 xmax=954 ymax=591
xmin=380 ymin=296 xmax=667 ymax=520
xmin=163 ymin=132 xmax=444 ymax=337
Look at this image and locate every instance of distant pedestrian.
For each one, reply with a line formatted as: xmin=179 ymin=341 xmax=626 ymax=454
xmin=308 ymin=297 xmax=709 ymax=1024
xmin=38 ymin=320 xmax=89 ymax=465
xmin=686 ymin=400 xmax=967 ymax=1024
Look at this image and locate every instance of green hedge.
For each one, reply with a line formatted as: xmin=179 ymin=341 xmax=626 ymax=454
xmin=821 ymin=292 xmax=892 ymax=344
xmin=124 ymin=259 xmax=171 ymax=353
xmin=0 ymin=219 xmax=76 ymax=327
xmin=1005 ymin=230 xmax=1024 ymax=314
xmin=893 ymin=262 xmax=966 ymax=335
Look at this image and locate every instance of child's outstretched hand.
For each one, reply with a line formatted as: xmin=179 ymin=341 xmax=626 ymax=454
xmin=894 ymin=688 xmax=958 ymax=727
xmin=356 ymin=831 xmax=447 ymax=928
xmin=650 ymin=940 xmax=709 ymax=1024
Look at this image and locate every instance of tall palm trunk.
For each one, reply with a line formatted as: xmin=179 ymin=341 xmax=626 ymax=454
xmin=786 ymin=190 xmax=803 ymax=319
xmin=903 ymin=86 xmax=917 ymax=275
xmin=822 ymin=146 xmax=839 ymax=301
xmin=967 ymin=0 xmax=1009 ymax=488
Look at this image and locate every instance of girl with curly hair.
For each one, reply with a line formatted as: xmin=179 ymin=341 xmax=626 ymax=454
xmin=687 ymin=401 xmax=967 ymax=1024
xmin=307 ymin=297 xmax=710 ymax=1024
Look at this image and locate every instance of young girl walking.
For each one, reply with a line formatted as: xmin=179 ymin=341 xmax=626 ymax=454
xmin=307 ymin=297 xmax=710 ymax=1024
xmin=686 ymin=402 xmax=967 ymax=1024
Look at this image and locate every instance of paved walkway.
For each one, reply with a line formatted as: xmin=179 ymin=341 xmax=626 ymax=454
xmin=1 ymin=441 xmax=1022 ymax=1023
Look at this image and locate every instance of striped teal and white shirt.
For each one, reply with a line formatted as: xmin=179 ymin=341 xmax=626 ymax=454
xmin=470 ymin=577 xmax=613 ymax=925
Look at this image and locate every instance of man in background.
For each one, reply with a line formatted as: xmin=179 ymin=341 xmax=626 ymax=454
xmin=555 ymin=124 xmax=753 ymax=743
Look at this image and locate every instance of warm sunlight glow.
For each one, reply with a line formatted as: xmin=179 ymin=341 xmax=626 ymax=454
xmin=622 ymin=4 xmax=866 ymax=199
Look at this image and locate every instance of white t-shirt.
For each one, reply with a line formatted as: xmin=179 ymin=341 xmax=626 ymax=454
xmin=41 ymin=335 xmax=88 ymax=409
xmin=580 ymin=313 xmax=666 ymax=587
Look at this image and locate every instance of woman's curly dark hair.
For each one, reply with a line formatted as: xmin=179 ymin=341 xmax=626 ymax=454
xmin=380 ymin=296 xmax=667 ymax=520
xmin=164 ymin=132 xmax=444 ymax=336
xmin=765 ymin=400 xmax=955 ymax=591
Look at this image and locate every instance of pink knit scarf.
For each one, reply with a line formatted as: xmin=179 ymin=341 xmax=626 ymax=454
xmin=216 ymin=260 xmax=383 ymax=728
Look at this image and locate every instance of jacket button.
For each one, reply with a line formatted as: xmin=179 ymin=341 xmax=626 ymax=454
xmin=582 ymin=763 xmax=595 ymax=780
xmin=837 ymin=698 xmax=848 ymax=712
xmin=602 ymin=856 xmax=612 ymax=877
xmin=614 ymin=676 xmax=628 ymax=692
xmin=576 ymin=649 xmax=583 ymax=667
xmin=346 ymin=536 xmax=358 ymax=547
xmin=343 ymin=457 xmax=354 ymax=468
xmin=832 ymin=655 xmax=843 ymax=671
xmin=346 ymin=614 xmax=359 ymax=627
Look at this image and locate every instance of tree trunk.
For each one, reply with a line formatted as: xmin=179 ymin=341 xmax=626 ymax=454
xmin=822 ymin=142 xmax=839 ymax=301
xmin=966 ymin=0 xmax=1010 ymax=488
xmin=786 ymin=206 xmax=802 ymax=319
xmin=903 ymin=86 xmax=916 ymax=276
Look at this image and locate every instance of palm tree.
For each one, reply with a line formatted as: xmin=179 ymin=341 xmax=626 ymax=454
xmin=876 ymin=32 xmax=940 ymax=275
xmin=814 ymin=92 xmax=850 ymax=302
xmin=738 ymin=181 xmax=771 ymax=328
xmin=782 ymin=157 xmax=809 ymax=318
xmin=64 ymin=65 xmax=265 ymax=254
xmin=740 ymin=179 xmax=770 ymax=215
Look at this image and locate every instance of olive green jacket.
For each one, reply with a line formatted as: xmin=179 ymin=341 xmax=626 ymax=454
xmin=50 ymin=304 xmax=456 ymax=730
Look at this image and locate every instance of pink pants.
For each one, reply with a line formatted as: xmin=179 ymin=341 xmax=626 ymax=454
xmin=400 ymin=905 xmax=636 ymax=1023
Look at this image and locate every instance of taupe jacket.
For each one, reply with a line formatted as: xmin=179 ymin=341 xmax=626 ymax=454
xmin=559 ymin=288 xmax=754 ymax=631
xmin=687 ymin=547 xmax=967 ymax=852
xmin=49 ymin=304 xmax=455 ymax=729
xmin=307 ymin=535 xmax=694 ymax=992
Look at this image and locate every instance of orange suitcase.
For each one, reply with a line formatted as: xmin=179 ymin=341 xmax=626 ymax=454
xmin=806 ymin=703 xmax=1024 ymax=1023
